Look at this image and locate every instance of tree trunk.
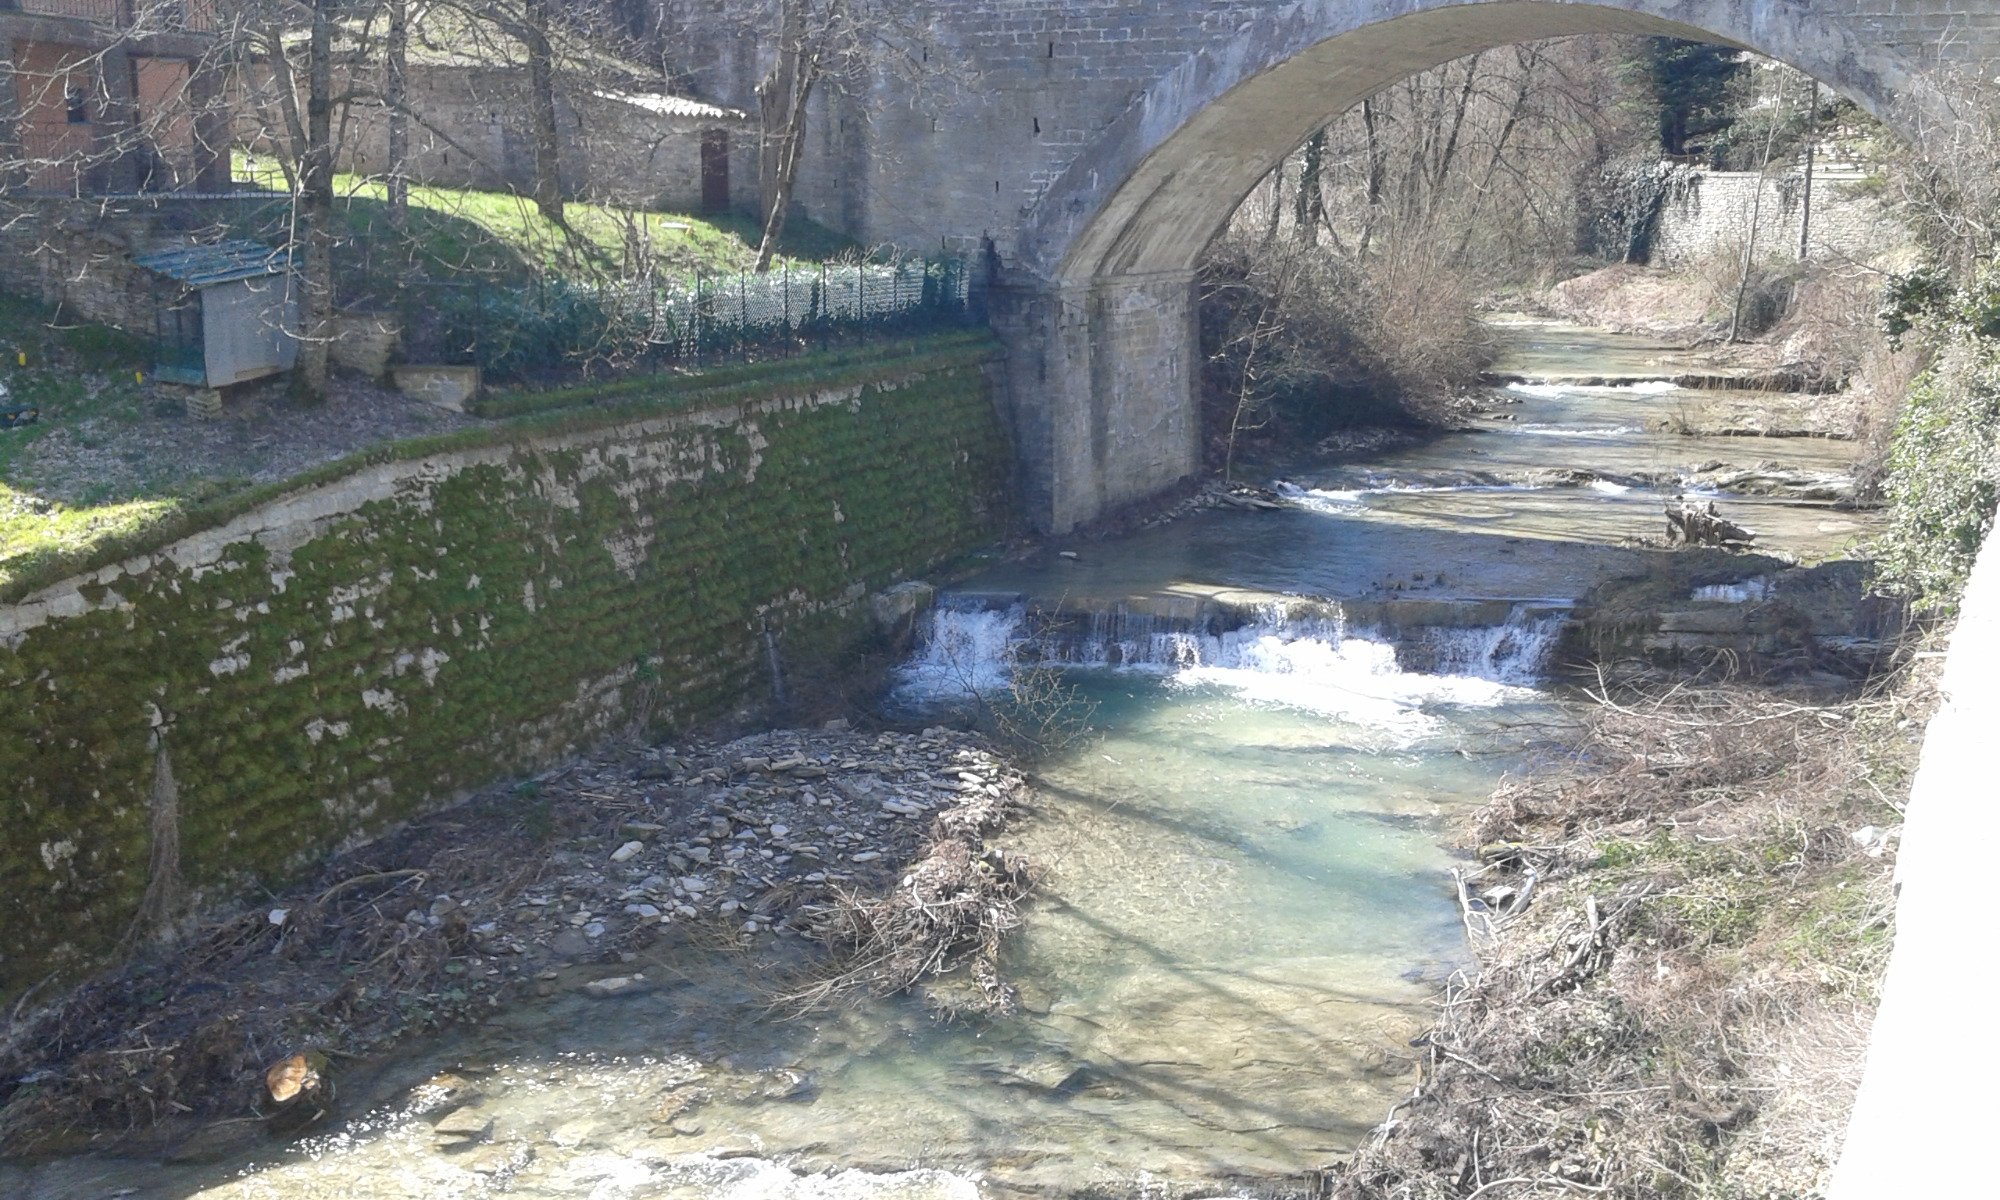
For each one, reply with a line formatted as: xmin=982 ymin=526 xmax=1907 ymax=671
xmin=1420 ymin=54 xmax=1481 ymax=225
xmin=1225 ymin=317 xmax=1266 ymax=485
xmin=1798 ymin=80 xmax=1819 ymax=260
xmin=386 ymin=0 xmax=409 ymax=231
xmin=291 ymin=0 xmax=336 ymax=402
xmin=757 ymin=0 xmax=803 ymax=229
xmin=1729 ymin=79 xmax=1788 ymax=343
xmin=1358 ymin=98 xmax=1383 ymax=257
xmin=1262 ymin=162 xmax=1285 ymax=244
xmin=1453 ymin=54 xmax=1535 ymax=261
xmin=1293 ymin=128 xmax=1325 ymax=245
xmin=756 ymin=0 xmax=839 ymax=272
xmin=522 ymin=0 xmax=565 ymax=225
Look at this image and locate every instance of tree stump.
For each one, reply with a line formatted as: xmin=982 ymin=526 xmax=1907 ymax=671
xmin=1665 ymin=495 xmax=1755 ymax=548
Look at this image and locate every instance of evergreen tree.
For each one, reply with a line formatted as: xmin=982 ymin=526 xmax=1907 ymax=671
xmin=1641 ymin=38 xmax=1744 ymax=157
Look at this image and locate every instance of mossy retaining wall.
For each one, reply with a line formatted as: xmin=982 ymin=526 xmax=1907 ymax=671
xmin=0 ymin=341 xmax=1012 ymax=995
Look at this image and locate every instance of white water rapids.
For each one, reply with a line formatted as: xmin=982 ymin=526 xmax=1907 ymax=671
xmin=897 ymin=603 xmax=1562 ymax=741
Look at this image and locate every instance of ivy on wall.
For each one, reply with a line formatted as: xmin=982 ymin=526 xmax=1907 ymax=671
xmin=0 ymin=344 xmax=1012 ymax=995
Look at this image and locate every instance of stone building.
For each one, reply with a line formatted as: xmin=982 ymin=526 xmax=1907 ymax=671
xmin=329 ymin=62 xmax=755 ymax=215
xmin=0 ymin=0 xmax=230 ymax=196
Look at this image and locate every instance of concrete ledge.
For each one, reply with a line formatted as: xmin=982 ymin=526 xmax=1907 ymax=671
xmin=394 ymin=364 xmax=481 ymax=412
xmin=1829 ymin=533 xmax=2000 ymax=1196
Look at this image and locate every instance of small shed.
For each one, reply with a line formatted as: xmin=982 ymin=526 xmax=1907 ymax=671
xmin=132 ymin=241 xmax=299 ymax=388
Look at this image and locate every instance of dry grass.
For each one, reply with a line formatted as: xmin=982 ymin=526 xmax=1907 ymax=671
xmin=1330 ymin=664 xmax=1934 ymax=1199
xmin=1542 ymin=265 xmax=1719 ymax=337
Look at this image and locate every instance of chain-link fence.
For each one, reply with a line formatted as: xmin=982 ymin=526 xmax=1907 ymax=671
xmin=397 ymin=257 xmax=979 ymax=383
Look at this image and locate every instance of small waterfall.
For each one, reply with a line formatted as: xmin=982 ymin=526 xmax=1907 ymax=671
xmin=894 ymin=605 xmax=1025 ymax=700
xmin=896 ymin=600 xmax=1566 ymax=728
xmin=1396 ymin=612 xmax=1567 ymax=686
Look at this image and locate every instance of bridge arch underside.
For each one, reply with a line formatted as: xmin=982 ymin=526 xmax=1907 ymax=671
xmin=996 ymin=0 xmax=1916 ymax=532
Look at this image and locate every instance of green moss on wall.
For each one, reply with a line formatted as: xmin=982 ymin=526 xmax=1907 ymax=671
xmin=0 ymin=349 xmax=1013 ymax=997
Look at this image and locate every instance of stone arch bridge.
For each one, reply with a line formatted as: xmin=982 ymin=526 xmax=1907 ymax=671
xmin=677 ymin=0 xmax=1992 ymax=530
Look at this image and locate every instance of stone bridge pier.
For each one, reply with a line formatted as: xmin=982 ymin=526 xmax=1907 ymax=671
xmin=987 ymin=271 xmax=1201 ymax=530
xmin=672 ymin=1 xmax=1999 ymax=530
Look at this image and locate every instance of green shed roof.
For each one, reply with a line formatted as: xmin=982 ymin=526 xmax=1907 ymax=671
xmin=132 ymin=240 xmax=295 ymax=288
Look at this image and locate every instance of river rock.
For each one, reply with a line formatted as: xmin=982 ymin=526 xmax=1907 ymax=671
xmin=760 ymin=1070 xmax=818 ymax=1103
xmin=580 ymin=972 xmax=648 ymax=1000
xmin=431 ymin=1105 xmax=494 ymax=1146
xmin=980 ymin=1055 xmax=1076 ymax=1092
xmin=869 ymin=581 xmax=936 ymax=634
xmin=464 ymin=1142 xmax=532 ymax=1175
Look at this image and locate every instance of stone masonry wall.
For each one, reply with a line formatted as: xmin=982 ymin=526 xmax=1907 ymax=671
xmin=1653 ymin=169 xmax=1905 ymax=268
xmin=0 ymin=201 xmax=163 ymax=332
xmin=320 ymin=66 xmax=758 ymax=214
xmin=0 ymin=340 xmax=1012 ymax=995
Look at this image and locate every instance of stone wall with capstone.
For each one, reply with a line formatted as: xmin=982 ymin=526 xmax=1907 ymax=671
xmin=0 ymin=338 xmax=1013 ymax=998
xmin=1651 ymin=169 xmax=1906 ymax=269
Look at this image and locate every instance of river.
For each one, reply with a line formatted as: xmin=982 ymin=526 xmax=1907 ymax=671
xmin=7 ymin=320 xmax=1875 ymax=1200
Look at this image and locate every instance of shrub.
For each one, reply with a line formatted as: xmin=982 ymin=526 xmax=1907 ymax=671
xmin=1872 ymin=340 xmax=2000 ymax=607
xmin=1198 ymin=234 xmax=1493 ymax=464
xmin=421 ymin=279 xmax=626 ymax=381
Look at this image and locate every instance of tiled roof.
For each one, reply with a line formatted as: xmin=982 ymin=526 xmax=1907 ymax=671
xmin=594 ymin=91 xmax=751 ymax=122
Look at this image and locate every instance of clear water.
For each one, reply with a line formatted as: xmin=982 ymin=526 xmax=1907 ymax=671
xmin=10 ymin=644 xmax=1554 ymax=1200
xmin=6 ymin=321 xmax=1852 ymax=1199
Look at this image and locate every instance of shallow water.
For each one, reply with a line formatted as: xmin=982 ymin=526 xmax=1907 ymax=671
xmin=972 ymin=321 xmax=1874 ymax=613
xmin=10 ymin=665 xmax=1550 ymax=1200
xmin=7 ymin=322 xmax=1853 ymax=1199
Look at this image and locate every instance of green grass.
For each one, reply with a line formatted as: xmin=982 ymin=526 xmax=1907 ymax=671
xmin=230 ymin=154 xmax=855 ymax=291
xmin=0 ymin=176 xmax=892 ymax=596
xmin=0 ymin=330 xmax=999 ymax=602
xmin=1 ymin=293 xmax=260 ymax=589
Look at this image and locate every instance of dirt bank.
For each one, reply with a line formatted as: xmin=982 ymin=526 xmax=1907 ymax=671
xmin=1328 ymin=660 xmax=1934 ymax=1199
xmin=0 ymin=722 xmax=1026 ymax=1162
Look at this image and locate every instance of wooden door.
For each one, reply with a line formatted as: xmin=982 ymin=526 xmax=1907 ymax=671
xmin=701 ymin=129 xmax=730 ymax=214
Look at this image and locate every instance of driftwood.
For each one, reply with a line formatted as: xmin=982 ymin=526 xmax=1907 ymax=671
xmin=1665 ymin=495 xmax=1755 ymax=548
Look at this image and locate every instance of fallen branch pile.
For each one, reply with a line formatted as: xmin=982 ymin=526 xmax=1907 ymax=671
xmin=0 ymin=819 xmax=543 ymax=1157
xmin=1665 ymin=495 xmax=1756 ymax=548
xmin=784 ymin=775 xmax=1030 ymax=1019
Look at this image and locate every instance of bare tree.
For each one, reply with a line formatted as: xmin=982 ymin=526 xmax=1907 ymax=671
xmin=740 ymin=0 xmax=936 ymax=271
xmin=1884 ymin=64 xmax=2000 ymax=277
xmin=1238 ymin=37 xmax=1647 ymax=282
xmin=385 ymin=0 xmax=410 ymax=230
xmin=204 ymin=0 xmax=346 ymax=400
xmin=488 ymin=0 xmax=566 ymax=225
xmin=754 ymin=0 xmax=836 ymax=269
xmin=1196 ymin=42 xmax=1642 ymax=452
xmin=1293 ymin=126 xmax=1326 ymax=246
